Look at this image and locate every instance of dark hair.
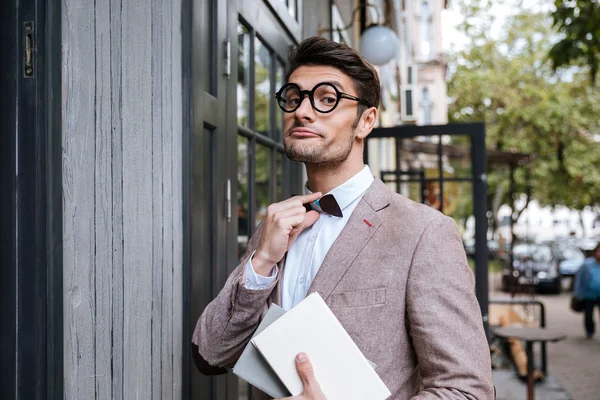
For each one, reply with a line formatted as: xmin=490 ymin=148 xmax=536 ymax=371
xmin=286 ymin=36 xmax=381 ymax=116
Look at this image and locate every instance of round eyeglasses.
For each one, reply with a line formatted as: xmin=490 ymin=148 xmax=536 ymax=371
xmin=274 ymin=82 xmax=369 ymax=114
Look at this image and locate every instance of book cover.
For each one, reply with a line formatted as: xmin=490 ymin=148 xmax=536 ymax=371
xmin=250 ymin=292 xmax=391 ymax=400
xmin=232 ymin=304 xmax=291 ymax=398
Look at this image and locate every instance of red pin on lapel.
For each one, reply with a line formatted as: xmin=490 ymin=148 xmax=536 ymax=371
xmin=363 ymin=219 xmax=373 ymax=227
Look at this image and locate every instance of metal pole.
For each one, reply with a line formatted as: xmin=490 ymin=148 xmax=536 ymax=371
xmin=526 ymin=341 xmax=535 ymax=400
xmin=472 ymin=125 xmax=489 ymax=339
xmin=420 ymin=171 xmax=425 ymax=204
xmin=438 ymin=134 xmax=444 ymax=213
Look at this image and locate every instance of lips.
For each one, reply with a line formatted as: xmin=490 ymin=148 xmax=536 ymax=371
xmin=289 ymin=128 xmax=320 ymax=138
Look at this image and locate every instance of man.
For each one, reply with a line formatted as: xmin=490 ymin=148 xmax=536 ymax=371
xmin=192 ymin=36 xmax=494 ymax=399
xmin=574 ymin=242 xmax=600 ymax=339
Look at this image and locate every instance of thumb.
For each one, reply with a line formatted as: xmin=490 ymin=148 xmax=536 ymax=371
xmin=296 ymin=352 xmax=319 ymax=392
xmin=288 ymin=211 xmax=320 ymax=244
xmin=303 ymin=210 xmax=320 ymax=230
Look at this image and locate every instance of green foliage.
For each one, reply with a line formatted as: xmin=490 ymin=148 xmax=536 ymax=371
xmin=549 ymin=0 xmax=600 ymax=84
xmin=448 ymin=0 xmax=600 ymax=212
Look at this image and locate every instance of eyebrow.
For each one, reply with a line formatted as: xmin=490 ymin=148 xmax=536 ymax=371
xmin=324 ymin=80 xmax=345 ymax=91
xmin=287 ymin=80 xmax=346 ymax=92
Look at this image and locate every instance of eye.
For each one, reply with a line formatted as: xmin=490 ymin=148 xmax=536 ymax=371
xmin=322 ymin=96 xmax=337 ymax=104
xmin=288 ymin=97 xmax=301 ymax=106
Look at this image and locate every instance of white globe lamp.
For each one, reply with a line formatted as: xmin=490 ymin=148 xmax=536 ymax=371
xmin=359 ymin=25 xmax=399 ymax=66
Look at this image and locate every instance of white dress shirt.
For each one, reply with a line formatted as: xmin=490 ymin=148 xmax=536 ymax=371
xmin=243 ymin=165 xmax=374 ymax=310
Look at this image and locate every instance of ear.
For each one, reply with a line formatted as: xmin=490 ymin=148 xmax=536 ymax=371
xmin=355 ymin=107 xmax=377 ymax=140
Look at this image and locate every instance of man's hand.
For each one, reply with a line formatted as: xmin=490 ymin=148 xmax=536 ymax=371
xmin=253 ymin=193 xmax=322 ymax=276
xmin=277 ymin=353 xmax=327 ymax=400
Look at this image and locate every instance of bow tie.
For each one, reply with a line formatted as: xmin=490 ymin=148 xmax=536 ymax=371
xmin=303 ymin=194 xmax=343 ymax=218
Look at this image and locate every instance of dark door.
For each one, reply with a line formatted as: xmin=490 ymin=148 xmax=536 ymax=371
xmin=0 ymin=0 xmax=62 ymax=398
xmin=185 ymin=0 xmax=303 ymax=399
xmin=186 ymin=0 xmax=236 ymax=399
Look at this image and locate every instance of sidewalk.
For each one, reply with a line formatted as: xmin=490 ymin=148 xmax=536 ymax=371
xmin=489 ymin=275 xmax=600 ymax=400
xmin=537 ymin=292 xmax=600 ymax=400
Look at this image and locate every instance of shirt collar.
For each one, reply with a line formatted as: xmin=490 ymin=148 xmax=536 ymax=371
xmin=304 ymin=165 xmax=374 ymax=212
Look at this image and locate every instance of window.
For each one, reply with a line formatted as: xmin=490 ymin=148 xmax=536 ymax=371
xmin=331 ymin=4 xmax=351 ymax=45
xmin=236 ymin=19 xmax=295 ymax=261
xmin=279 ymin=0 xmax=298 ymax=21
xmin=422 ymin=87 xmax=431 ymax=124
xmin=420 ymin=1 xmax=432 ymax=57
xmin=405 ymin=89 xmax=413 ymax=117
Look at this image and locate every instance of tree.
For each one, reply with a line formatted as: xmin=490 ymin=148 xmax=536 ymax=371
xmin=549 ymin=0 xmax=600 ymax=85
xmin=447 ymin=0 xmax=600 ymax=236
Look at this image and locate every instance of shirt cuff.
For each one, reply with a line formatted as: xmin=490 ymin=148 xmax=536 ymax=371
xmin=243 ymin=251 xmax=278 ymax=290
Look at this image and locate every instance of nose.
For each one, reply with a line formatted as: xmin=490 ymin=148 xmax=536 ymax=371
xmin=293 ymin=94 xmax=316 ymax=122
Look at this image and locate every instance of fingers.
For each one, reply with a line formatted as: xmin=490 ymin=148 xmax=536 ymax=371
xmin=292 ymin=192 xmax=323 ymax=205
xmin=269 ymin=192 xmax=322 ymax=214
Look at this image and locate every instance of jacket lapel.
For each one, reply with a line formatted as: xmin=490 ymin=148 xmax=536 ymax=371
xmin=307 ymin=179 xmax=391 ymax=301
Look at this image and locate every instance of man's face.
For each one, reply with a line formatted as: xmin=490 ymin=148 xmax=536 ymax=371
xmin=282 ymin=65 xmax=362 ymax=166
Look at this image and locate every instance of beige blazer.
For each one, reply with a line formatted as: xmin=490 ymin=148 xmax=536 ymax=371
xmin=192 ymin=178 xmax=494 ymax=399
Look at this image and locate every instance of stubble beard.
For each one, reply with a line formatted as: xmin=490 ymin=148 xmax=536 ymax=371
xmin=284 ymin=117 xmax=359 ymax=168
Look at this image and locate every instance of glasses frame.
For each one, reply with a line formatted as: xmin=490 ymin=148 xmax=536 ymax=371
xmin=274 ymin=82 xmax=369 ymax=114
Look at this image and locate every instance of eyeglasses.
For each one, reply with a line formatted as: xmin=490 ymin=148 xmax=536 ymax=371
xmin=274 ymin=82 xmax=369 ymax=114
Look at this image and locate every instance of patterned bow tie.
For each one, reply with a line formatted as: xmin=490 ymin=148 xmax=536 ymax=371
xmin=303 ymin=194 xmax=343 ymax=218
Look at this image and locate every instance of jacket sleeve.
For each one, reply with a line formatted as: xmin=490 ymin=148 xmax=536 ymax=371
xmin=573 ymin=260 xmax=589 ymax=298
xmin=406 ymin=215 xmax=495 ymax=400
xmin=191 ymin=224 xmax=280 ymax=373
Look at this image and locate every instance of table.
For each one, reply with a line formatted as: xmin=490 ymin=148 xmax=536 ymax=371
xmin=493 ymin=327 xmax=566 ymax=400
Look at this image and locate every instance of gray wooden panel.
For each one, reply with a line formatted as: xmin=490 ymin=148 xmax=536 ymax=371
xmin=170 ymin=0 xmax=184 ymax=397
xmin=94 ymin=0 xmax=114 ymax=398
xmin=121 ymin=0 xmax=153 ymax=398
xmin=62 ymin=0 xmax=96 ymax=398
xmin=62 ymin=0 xmax=183 ymax=398
xmin=110 ymin=0 xmax=125 ymax=397
xmin=151 ymin=0 xmax=165 ymax=397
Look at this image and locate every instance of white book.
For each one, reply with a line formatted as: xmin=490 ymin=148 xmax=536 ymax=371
xmin=232 ymin=304 xmax=291 ymax=398
xmin=251 ymin=292 xmax=391 ymax=400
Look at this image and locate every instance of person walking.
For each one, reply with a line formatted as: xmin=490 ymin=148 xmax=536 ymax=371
xmin=574 ymin=242 xmax=600 ymax=339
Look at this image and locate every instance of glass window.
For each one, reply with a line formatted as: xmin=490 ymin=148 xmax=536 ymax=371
xmin=237 ymin=136 xmax=249 ymax=260
xmin=275 ymin=61 xmax=285 ymax=140
xmin=276 ymin=152 xmax=283 ymax=201
xmin=405 ymin=89 xmax=413 ymax=116
xmin=255 ymin=37 xmax=272 ymax=136
xmin=422 ymin=87 xmax=431 ymax=125
xmin=421 ymin=1 xmax=431 ymax=57
xmin=237 ymin=23 xmax=251 ymax=126
xmin=331 ymin=4 xmax=350 ymax=45
xmin=205 ymin=0 xmax=216 ymax=94
xmin=255 ymin=145 xmax=271 ymax=228
xmin=288 ymin=0 xmax=297 ymax=20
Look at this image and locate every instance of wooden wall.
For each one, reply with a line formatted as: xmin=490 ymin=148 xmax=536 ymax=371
xmin=62 ymin=0 xmax=183 ymax=398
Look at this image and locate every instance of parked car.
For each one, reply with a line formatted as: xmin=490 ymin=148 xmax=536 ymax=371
xmin=556 ymin=246 xmax=585 ymax=277
xmin=502 ymin=243 xmax=562 ymax=294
